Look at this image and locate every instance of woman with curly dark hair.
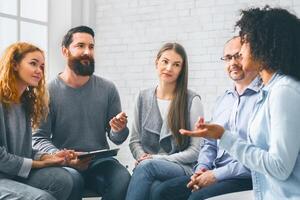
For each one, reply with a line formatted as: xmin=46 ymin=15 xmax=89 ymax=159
xmin=180 ymin=6 xmax=300 ymax=200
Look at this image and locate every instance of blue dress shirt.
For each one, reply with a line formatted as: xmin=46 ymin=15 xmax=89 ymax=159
xmin=220 ymin=73 xmax=300 ymax=199
xmin=195 ymin=77 xmax=262 ymax=181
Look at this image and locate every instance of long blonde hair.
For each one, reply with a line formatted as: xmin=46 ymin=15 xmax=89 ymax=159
xmin=0 ymin=42 xmax=49 ymax=129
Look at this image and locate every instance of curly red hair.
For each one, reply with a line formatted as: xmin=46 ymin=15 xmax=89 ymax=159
xmin=0 ymin=42 xmax=49 ymax=129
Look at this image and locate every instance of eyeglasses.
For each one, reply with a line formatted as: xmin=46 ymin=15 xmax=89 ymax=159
xmin=220 ymin=52 xmax=241 ymax=62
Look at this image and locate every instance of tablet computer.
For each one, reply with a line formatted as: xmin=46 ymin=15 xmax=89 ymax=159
xmin=77 ymin=148 xmax=119 ymax=159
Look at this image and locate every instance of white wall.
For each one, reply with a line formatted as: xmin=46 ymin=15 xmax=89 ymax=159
xmin=48 ymin=0 xmax=71 ymax=79
xmin=91 ymin=0 xmax=300 ymax=170
xmin=48 ymin=0 xmax=95 ymax=79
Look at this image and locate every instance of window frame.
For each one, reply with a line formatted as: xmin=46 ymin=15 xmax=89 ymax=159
xmin=0 ymin=0 xmax=49 ymax=53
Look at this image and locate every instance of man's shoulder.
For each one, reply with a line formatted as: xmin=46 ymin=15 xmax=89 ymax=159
xmin=47 ymin=76 xmax=61 ymax=91
xmin=215 ymin=89 xmax=231 ymax=101
xmin=274 ymin=74 xmax=300 ymax=91
xmin=91 ymin=75 xmax=116 ymax=89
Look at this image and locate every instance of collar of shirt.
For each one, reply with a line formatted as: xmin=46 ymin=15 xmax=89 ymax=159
xmin=225 ymin=76 xmax=263 ymax=96
xmin=262 ymin=71 xmax=283 ymax=92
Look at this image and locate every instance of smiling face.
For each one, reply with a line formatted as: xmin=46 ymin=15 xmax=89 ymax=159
xmin=224 ymin=37 xmax=245 ymax=81
xmin=63 ymin=32 xmax=95 ymax=76
xmin=224 ymin=37 xmax=258 ymax=84
xmin=156 ymin=49 xmax=183 ymax=85
xmin=15 ymin=51 xmax=45 ymax=88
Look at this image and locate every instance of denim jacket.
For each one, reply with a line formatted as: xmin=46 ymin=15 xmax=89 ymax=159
xmin=220 ymin=73 xmax=300 ymax=200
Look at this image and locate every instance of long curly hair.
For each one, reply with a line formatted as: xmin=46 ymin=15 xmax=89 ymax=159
xmin=156 ymin=43 xmax=189 ymax=150
xmin=236 ymin=6 xmax=300 ymax=81
xmin=0 ymin=42 xmax=49 ymax=129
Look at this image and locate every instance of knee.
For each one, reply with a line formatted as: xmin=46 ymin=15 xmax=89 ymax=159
xmin=64 ymin=167 xmax=84 ymax=190
xmin=109 ymin=164 xmax=131 ymax=189
xmin=36 ymin=192 xmax=56 ymax=200
xmin=149 ymin=181 xmax=163 ymax=200
xmin=188 ymin=191 xmax=204 ymax=200
xmin=119 ymin=167 xmax=131 ymax=182
xmin=134 ymin=159 xmax=157 ymax=176
xmin=118 ymin=171 xmax=131 ymax=189
xmin=52 ymin=168 xmax=74 ymax=194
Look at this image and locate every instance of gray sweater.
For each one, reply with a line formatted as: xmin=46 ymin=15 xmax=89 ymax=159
xmin=0 ymin=103 xmax=43 ymax=179
xmin=130 ymin=88 xmax=204 ymax=175
xmin=32 ymin=75 xmax=129 ymax=152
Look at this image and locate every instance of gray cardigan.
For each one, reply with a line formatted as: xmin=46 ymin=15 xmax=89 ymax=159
xmin=0 ymin=103 xmax=43 ymax=179
xmin=129 ymin=87 xmax=203 ymax=175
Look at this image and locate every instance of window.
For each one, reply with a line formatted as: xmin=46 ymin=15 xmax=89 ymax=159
xmin=0 ymin=0 xmax=48 ymax=54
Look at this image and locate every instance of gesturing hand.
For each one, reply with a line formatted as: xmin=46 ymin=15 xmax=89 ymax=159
xmin=109 ymin=112 xmax=128 ymax=132
xmin=180 ymin=117 xmax=225 ymax=139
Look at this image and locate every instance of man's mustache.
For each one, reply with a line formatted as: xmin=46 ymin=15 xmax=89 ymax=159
xmin=229 ymin=64 xmax=242 ymax=71
xmin=79 ymin=55 xmax=93 ymax=60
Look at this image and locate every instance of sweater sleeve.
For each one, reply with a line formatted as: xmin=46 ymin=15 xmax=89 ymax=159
xmin=0 ymin=146 xmax=32 ymax=178
xmin=0 ymin=104 xmax=32 ymax=178
xmin=129 ymin=93 xmax=146 ymax=160
xmin=107 ymin=83 xmax=129 ymax=144
xmin=32 ymin=112 xmax=60 ymax=153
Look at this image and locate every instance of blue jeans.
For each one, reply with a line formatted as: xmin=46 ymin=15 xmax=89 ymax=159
xmin=153 ymin=175 xmax=253 ymax=200
xmin=0 ymin=167 xmax=73 ymax=200
xmin=125 ymin=159 xmax=186 ymax=200
xmin=66 ymin=158 xmax=130 ymax=200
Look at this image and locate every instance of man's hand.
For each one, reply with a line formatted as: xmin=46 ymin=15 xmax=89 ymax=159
xmin=180 ymin=117 xmax=225 ymax=139
xmin=67 ymin=156 xmax=92 ymax=171
xmin=187 ymin=168 xmax=206 ymax=191
xmin=187 ymin=170 xmax=217 ymax=192
xmin=109 ymin=112 xmax=128 ymax=132
xmin=53 ymin=149 xmax=76 ymax=162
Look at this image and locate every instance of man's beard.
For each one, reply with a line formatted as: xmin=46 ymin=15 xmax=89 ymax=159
xmin=228 ymin=65 xmax=245 ymax=81
xmin=68 ymin=55 xmax=95 ymax=76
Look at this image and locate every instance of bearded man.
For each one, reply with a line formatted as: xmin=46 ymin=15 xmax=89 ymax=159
xmin=32 ymin=26 xmax=131 ymax=200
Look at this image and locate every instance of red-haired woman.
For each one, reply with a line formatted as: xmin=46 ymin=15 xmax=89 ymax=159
xmin=0 ymin=42 xmax=73 ymax=200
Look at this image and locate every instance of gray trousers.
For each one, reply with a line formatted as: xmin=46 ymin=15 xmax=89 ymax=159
xmin=0 ymin=167 xmax=73 ymax=200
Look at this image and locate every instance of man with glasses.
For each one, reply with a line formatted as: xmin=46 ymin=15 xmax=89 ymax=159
xmin=151 ymin=36 xmax=261 ymax=200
